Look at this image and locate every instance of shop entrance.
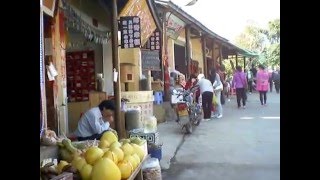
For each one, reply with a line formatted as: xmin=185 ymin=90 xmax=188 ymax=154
xmin=65 ymin=26 xmax=104 ymax=133
xmin=174 ymin=44 xmax=187 ymax=75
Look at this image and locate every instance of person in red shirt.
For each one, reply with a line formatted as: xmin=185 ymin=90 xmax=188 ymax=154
xmin=184 ymin=74 xmax=200 ymax=103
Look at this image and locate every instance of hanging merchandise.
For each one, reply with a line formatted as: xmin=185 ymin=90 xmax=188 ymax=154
xmin=60 ymin=0 xmax=111 ymax=45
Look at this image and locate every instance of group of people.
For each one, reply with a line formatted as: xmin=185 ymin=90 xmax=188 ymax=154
xmin=233 ymin=64 xmax=280 ymax=107
xmin=71 ymin=64 xmax=280 ymax=141
xmin=175 ymin=63 xmax=280 ymax=122
xmin=174 ymin=66 xmax=226 ymax=122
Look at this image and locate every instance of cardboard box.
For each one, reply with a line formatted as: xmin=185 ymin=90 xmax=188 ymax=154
xmin=151 ymin=81 xmax=163 ymax=91
xmin=89 ymin=91 xmax=108 ymax=108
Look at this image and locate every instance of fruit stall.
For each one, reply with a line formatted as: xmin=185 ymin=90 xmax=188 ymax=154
xmin=40 ymin=130 xmax=162 ymax=180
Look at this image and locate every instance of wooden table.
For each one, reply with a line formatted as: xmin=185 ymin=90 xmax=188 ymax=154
xmin=126 ymin=155 xmax=150 ymax=180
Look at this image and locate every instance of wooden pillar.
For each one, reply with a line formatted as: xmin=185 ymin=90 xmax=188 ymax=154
xmin=51 ymin=7 xmax=68 ymax=135
xmin=162 ymin=10 xmax=170 ymax=101
xmin=219 ymin=46 xmax=222 ymax=66
xmin=212 ymin=39 xmax=216 ymax=70
xmin=235 ymin=54 xmax=238 ymax=67
xmin=185 ymin=25 xmax=191 ymax=79
xmin=112 ymin=0 xmax=124 ymax=139
xmin=201 ymin=35 xmax=207 ymax=77
xmin=243 ymin=56 xmax=246 ymax=69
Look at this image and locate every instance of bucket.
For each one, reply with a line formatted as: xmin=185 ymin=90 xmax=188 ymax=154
xmin=125 ymin=109 xmax=142 ymax=131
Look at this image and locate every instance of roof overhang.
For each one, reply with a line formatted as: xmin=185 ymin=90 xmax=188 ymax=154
xmin=155 ymin=0 xmax=259 ymax=58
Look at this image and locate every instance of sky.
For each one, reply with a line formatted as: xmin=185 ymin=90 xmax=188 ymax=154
xmin=170 ymin=0 xmax=280 ymax=42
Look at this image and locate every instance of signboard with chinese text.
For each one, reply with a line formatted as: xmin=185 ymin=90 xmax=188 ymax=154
xmin=149 ymin=30 xmax=161 ymax=50
xmin=141 ymin=49 xmax=161 ymax=71
xmin=120 ymin=16 xmax=141 ymax=49
xmin=119 ymin=0 xmax=157 ymax=46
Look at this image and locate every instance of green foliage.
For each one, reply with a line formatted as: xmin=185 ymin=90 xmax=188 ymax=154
xmin=264 ymin=43 xmax=280 ymax=66
xmin=234 ymin=18 xmax=280 ymax=68
xmin=234 ymin=25 xmax=265 ymax=53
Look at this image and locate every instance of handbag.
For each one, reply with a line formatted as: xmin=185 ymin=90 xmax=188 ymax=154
xmin=214 ymin=83 xmax=223 ymax=91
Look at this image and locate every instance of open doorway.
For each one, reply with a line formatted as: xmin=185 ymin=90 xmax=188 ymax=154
xmin=65 ymin=26 xmax=104 ymax=133
xmin=174 ymin=44 xmax=187 ymax=75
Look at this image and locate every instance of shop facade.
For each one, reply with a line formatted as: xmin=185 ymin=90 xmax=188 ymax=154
xmin=40 ymin=0 xmax=163 ymax=137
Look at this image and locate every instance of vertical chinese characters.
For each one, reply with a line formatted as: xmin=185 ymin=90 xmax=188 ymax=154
xmin=120 ymin=16 xmax=141 ymax=49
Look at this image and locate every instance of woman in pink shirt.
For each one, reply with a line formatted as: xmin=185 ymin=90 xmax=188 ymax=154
xmin=256 ymin=65 xmax=269 ymax=105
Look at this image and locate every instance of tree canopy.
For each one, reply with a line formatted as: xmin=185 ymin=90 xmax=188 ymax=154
xmin=234 ymin=19 xmax=280 ymax=68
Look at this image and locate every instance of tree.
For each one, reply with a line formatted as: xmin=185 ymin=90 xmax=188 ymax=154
xmin=234 ymin=24 xmax=266 ymax=53
xmin=261 ymin=19 xmax=280 ymax=67
xmin=261 ymin=19 xmax=280 ymax=44
xmin=234 ymin=19 xmax=280 ymax=68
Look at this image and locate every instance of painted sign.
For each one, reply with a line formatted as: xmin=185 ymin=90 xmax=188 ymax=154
xmin=149 ymin=30 xmax=161 ymax=50
xmin=119 ymin=0 xmax=156 ymax=46
xmin=121 ymin=91 xmax=154 ymax=103
xmin=141 ymin=49 xmax=161 ymax=71
xmin=120 ymin=16 xmax=141 ymax=48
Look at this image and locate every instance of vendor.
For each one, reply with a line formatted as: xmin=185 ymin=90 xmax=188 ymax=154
xmin=74 ymin=100 xmax=117 ymax=141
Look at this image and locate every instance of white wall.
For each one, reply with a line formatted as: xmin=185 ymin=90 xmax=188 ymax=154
xmin=103 ymin=41 xmax=114 ymax=95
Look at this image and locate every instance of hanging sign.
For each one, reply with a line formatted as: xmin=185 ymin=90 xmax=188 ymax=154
xmin=120 ymin=16 xmax=141 ymax=49
xmin=149 ymin=30 xmax=161 ymax=51
xmin=119 ymin=0 xmax=156 ymax=46
xmin=141 ymin=49 xmax=161 ymax=71
xmin=166 ymin=13 xmax=185 ymax=40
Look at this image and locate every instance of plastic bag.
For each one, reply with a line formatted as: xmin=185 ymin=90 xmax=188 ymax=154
xmin=212 ymin=94 xmax=218 ymax=106
xmin=144 ymin=116 xmax=157 ymax=133
xmin=142 ymin=157 xmax=162 ymax=180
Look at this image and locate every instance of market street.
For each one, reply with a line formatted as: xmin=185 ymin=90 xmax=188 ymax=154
xmin=161 ymin=91 xmax=280 ymax=180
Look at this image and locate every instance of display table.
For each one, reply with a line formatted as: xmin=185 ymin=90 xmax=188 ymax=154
xmin=126 ymin=155 xmax=149 ymax=180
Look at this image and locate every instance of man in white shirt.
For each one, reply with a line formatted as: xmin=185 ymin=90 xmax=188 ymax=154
xmin=197 ymin=74 xmax=214 ymax=121
xmin=74 ymin=100 xmax=116 ymax=141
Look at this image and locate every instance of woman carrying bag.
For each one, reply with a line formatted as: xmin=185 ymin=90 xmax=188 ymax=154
xmin=210 ymin=68 xmax=224 ymax=119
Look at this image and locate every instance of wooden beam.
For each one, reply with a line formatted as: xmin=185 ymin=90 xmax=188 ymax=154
xmin=219 ymin=45 xmax=222 ymax=66
xmin=185 ymin=25 xmax=191 ymax=79
xmin=190 ymin=35 xmax=201 ymax=39
xmin=235 ymin=54 xmax=238 ymax=67
xmin=201 ymin=35 xmax=207 ymax=77
xmin=211 ymin=38 xmax=215 ymax=71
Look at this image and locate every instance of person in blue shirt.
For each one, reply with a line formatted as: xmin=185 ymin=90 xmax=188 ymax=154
xmin=74 ymin=100 xmax=116 ymax=141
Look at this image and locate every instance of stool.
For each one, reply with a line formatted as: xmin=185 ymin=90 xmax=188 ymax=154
xmin=153 ymin=91 xmax=163 ymax=104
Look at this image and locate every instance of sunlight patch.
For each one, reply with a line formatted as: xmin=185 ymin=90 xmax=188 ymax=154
xmin=260 ymin=116 xmax=280 ymax=119
xmin=240 ymin=117 xmax=254 ymax=120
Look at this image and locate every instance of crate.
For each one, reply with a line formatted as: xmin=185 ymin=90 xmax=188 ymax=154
xmin=128 ymin=131 xmax=159 ymax=144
